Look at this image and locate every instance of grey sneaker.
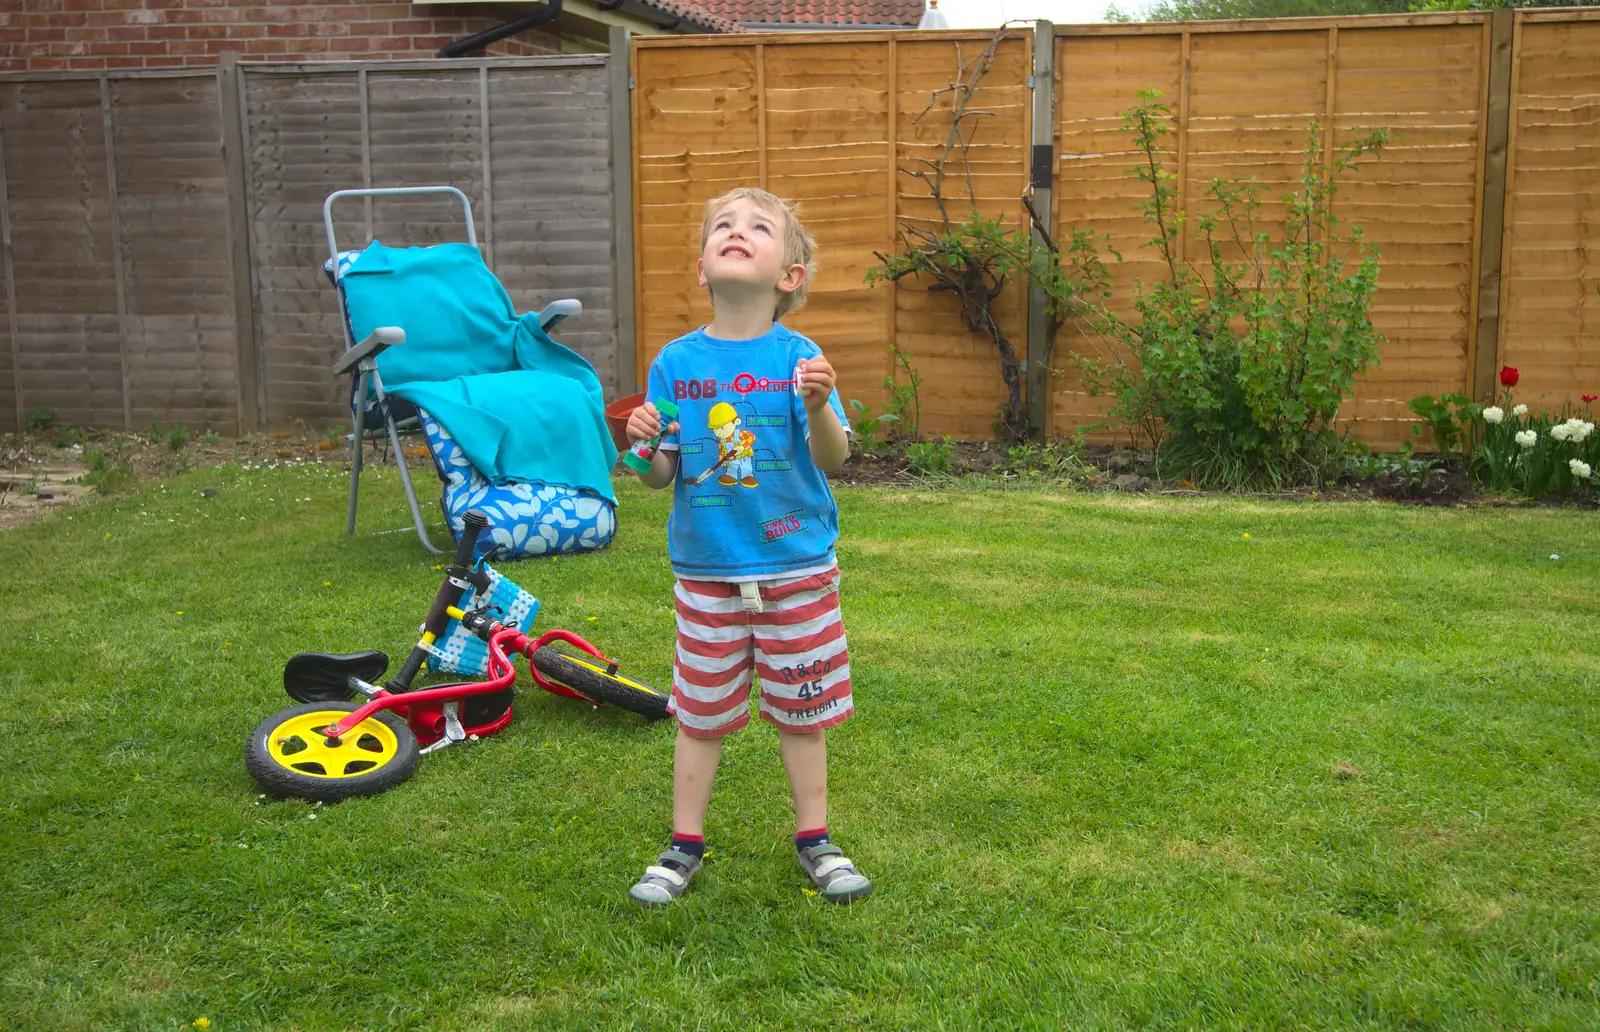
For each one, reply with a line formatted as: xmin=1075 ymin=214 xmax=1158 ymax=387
xmin=628 ymin=848 xmax=702 ymax=906
xmin=797 ymin=843 xmax=872 ymax=904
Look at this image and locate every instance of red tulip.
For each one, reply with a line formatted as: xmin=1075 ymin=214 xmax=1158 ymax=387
xmin=1584 ymin=394 xmax=1598 ymax=403
xmin=1499 ymin=366 xmax=1520 ymax=387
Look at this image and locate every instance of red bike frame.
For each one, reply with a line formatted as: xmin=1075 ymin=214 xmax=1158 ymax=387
xmin=324 ymin=623 xmax=616 ymax=746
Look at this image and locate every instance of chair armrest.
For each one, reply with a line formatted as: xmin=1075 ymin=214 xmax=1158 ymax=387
xmin=537 ymin=299 xmax=582 ymax=332
xmin=334 ymin=326 xmax=406 ymax=374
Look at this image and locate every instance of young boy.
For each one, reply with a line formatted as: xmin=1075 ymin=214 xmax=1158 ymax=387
xmin=622 ymin=187 xmax=872 ymax=906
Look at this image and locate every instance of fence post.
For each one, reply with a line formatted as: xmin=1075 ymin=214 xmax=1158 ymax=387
xmin=0 ymin=114 xmax=20 ymax=432
xmin=219 ymin=53 xmax=260 ymax=431
xmin=1026 ymin=21 xmax=1055 ymax=440
xmin=1471 ymin=9 xmax=1516 ymax=403
xmin=608 ymin=25 xmax=638 ymax=395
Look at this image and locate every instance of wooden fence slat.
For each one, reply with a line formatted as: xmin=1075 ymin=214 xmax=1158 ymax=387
xmin=220 ymin=55 xmax=258 ymax=432
xmin=99 ymin=76 xmax=132 ymax=428
xmin=0 ymin=105 xmax=19 ymax=431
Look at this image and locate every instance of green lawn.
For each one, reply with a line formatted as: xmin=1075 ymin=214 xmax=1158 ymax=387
xmin=3 ymin=463 xmax=1598 ymax=1030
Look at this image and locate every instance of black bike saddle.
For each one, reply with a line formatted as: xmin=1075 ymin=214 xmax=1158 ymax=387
xmin=283 ymin=650 xmax=390 ymax=704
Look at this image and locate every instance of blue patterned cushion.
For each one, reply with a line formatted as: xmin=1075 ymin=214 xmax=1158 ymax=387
xmin=419 ymin=408 xmax=616 ymax=561
xmin=424 ymin=561 xmax=540 ymax=676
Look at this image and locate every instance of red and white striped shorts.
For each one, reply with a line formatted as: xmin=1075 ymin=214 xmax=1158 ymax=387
xmin=669 ymin=567 xmax=854 ymax=738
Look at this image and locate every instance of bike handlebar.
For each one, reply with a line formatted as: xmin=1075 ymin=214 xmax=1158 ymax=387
xmin=384 ymin=509 xmax=491 ymax=693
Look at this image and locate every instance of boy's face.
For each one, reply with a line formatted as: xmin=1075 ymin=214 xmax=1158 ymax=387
xmin=697 ymin=197 xmax=807 ymax=303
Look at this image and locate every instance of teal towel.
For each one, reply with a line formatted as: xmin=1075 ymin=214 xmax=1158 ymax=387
xmin=391 ymin=366 xmax=617 ymax=504
xmin=341 ymin=241 xmax=521 ymax=386
xmin=340 ymin=240 xmax=617 ymax=502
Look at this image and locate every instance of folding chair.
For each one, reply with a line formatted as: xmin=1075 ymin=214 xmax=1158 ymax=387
xmin=323 ymin=186 xmax=583 ymax=553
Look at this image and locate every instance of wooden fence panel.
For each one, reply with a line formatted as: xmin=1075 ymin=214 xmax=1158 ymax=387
xmin=242 ymin=70 xmax=366 ymax=426
xmin=633 ymin=31 xmax=1032 ymax=439
xmin=1333 ymin=23 xmax=1488 ymax=447
xmin=242 ymin=56 xmax=620 ymax=427
xmin=111 ymin=75 xmax=239 ymax=430
xmin=0 ymin=79 xmax=125 ymax=428
xmin=764 ymin=40 xmax=894 ymax=425
xmin=633 ymin=43 xmax=761 ymax=375
xmin=1498 ymin=14 xmax=1600 ymax=405
xmin=1050 ymin=22 xmax=1487 ymax=449
xmin=1052 ymin=32 xmax=1184 ymax=436
xmin=893 ymin=34 xmax=1032 ymax=438
xmin=485 ymin=64 xmax=619 ymax=396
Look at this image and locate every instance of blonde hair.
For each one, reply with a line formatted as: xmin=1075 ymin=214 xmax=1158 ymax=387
xmin=700 ymin=187 xmax=817 ymax=319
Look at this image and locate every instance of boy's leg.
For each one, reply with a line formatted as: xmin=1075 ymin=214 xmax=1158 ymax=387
xmin=778 ymin=728 xmax=827 ymax=832
xmin=631 ymin=577 xmax=755 ymax=906
xmin=674 ymin=726 xmax=724 ymax=836
xmin=752 ymin=568 xmax=871 ymax=903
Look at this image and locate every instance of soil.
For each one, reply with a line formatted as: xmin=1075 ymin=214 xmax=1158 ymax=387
xmin=0 ymin=425 xmax=379 ymax=532
xmin=1 ymin=428 xmax=1589 ymax=533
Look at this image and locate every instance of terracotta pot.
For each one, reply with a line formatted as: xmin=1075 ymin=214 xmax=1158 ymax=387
xmin=603 ymin=391 xmax=645 ymax=452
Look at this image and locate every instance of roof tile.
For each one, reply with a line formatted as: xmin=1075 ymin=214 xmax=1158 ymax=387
xmin=638 ymin=0 xmax=747 ymax=34
xmin=694 ymin=0 xmax=925 ymax=28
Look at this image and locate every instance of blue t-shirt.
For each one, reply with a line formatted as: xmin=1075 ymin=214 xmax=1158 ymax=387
xmin=647 ymin=324 xmax=850 ymax=582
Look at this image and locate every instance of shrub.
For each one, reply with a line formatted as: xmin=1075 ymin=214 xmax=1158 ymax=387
xmin=1070 ymin=92 xmax=1390 ymax=490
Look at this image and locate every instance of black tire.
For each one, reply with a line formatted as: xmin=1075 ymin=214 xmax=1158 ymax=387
xmin=244 ymin=702 xmax=421 ymax=802
xmin=531 ymin=647 xmax=671 ymax=721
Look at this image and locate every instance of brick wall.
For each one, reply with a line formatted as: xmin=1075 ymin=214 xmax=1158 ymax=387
xmin=2 ymin=0 xmax=568 ymax=72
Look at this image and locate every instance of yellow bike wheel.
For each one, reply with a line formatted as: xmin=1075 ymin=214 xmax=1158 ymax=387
xmin=244 ymin=702 xmax=420 ymax=801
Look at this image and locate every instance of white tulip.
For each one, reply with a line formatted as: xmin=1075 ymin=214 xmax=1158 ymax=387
xmin=1512 ymin=404 xmax=1528 ymax=417
xmin=1571 ymin=459 xmax=1593 ymax=480
xmin=1515 ymin=429 xmax=1537 ymax=448
xmin=1483 ymin=406 xmax=1504 ymax=424
xmin=1552 ymin=424 xmax=1571 ymax=442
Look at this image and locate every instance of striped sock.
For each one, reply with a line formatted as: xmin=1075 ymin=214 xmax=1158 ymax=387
xmin=796 ymin=826 xmax=830 ymax=852
xmin=669 ymin=831 xmax=705 ymax=865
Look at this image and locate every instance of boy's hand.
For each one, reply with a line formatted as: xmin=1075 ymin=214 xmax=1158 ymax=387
xmin=796 ymin=355 xmax=837 ymax=413
xmin=626 ymin=401 xmax=678 ymax=443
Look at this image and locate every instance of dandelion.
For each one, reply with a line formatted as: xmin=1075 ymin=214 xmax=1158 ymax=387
xmin=1482 ymin=406 xmax=1504 ymax=424
xmin=1570 ymin=459 xmax=1592 ymax=480
xmin=193 ymin=1020 xmax=211 ymax=1030
xmin=587 ymin=616 xmax=598 ymax=622
xmin=801 ymin=887 xmax=818 ymax=897
xmin=433 ymin=564 xmax=443 ymax=570
xmin=1512 ymin=404 xmax=1528 ymax=417
xmin=176 ymin=610 xmax=184 ymax=616
xmin=1241 ymin=532 xmax=1251 ymax=540
xmin=322 ymin=580 xmax=332 ymax=587
xmin=1515 ymin=429 xmax=1537 ymax=448
xmin=104 ymin=531 xmax=111 ymax=538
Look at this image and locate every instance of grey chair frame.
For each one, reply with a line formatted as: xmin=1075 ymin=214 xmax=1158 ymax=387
xmin=324 ymin=186 xmax=581 ymax=553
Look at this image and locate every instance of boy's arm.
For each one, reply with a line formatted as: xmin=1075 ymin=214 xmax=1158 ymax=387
xmin=624 ymin=398 xmax=680 ymax=490
xmin=798 ymin=355 xmax=849 ymax=473
xmin=806 ymin=406 xmax=848 ymax=472
xmin=641 ymin=448 xmax=679 ymax=490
